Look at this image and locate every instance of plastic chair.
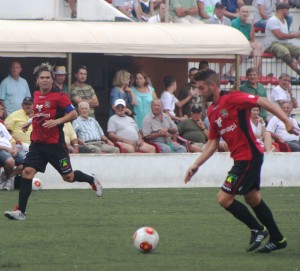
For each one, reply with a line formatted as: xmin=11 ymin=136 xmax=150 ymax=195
xmin=274 ymin=139 xmax=291 ymax=152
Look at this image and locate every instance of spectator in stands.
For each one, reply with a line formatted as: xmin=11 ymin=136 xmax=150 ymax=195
xmin=148 ymin=2 xmax=169 ymax=23
xmin=112 ymin=0 xmax=142 ymax=22
xmin=142 ymin=99 xmax=187 ymax=153
xmin=264 ymin=3 xmax=300 ymax=76
xmin=107 ymin=99 xmax=156 ymax=153
xmin=177 ymin=105 xmax=208 ymax=152
xmin=153 ymin=0 xmax=164 ymax=10
xmin=231 ymin=5 xmax=263 ymax=75
xmin=110 ymin=69 xmax=137 ymax=117
xmin=170 ymin=0 xmax=203 ymax=23
xmin=0 ymin=100 xmax=8 ymax=123
xmin=266 ymin=101 xmax=300 ymax=151
xmin=138 ymin=0 xmax=155 ymax=21
xmin=131 ymin=71 xmax=157 ymax=129
xmin=72 ymin=101 xmax=119 ymax=153
xmin=54 ymin=66 xmax=69 ymax=94
xmin=70 ymin=65 xmax=99 ymax=119
xmin=4 ymin=97 xmax=33 ymax=152
xmin=250 ymin=106 xmax=275 ymax=151
xmin=253 ymin=0 xmax=293 ymax=31
xmin=207 ymin=2 xmax=231 ymax=25
xmin=197 ymin=0 xmax=220 ymax=21
xmin=0 ymin=61 xmax=31 ymax=115
xmin=63 ymin=122 xmax=91 ymax=153
xmin=271 ymin=73 xmax=298 ymax=108
xmin=221 ymin=0 xmax=243 ymax=20
xmin=66 ymin=0 xmax=77 ymax=18
xmin=160 ymin=75 xmax=191 ymax=123
xmin=0 ymin=122 xmax=25 ymax=191
xmin=239 ymin=68 xmax=268 ymax=121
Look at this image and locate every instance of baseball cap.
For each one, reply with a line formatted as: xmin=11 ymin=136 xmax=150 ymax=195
xmin=22 ymin=97 xmax=33 ymax=105
xmin=54 ymin=66 xmax=67 ymax=75
xmin=191 ymin=105 xmax=202 ymax=113
xmin=276 ymin=2 xmax=290 ymax=10
xmin=215 ymin=2 xmax=225 ymax=8
xmin=114 ymin=99 xmax=126 ymax=107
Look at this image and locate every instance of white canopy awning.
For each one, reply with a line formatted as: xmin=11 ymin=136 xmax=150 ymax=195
xmin=0 ymin=20 xmax=251 ymax=59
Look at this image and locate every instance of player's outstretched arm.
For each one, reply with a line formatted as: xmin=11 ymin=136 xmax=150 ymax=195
xmin=184 ymin=139 xmax=219 ymax=184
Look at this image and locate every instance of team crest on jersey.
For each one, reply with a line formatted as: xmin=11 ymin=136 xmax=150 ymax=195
xmin=215 ymin=117 xmax=222 ymax=128
xmin=45 ymin=101 xmax=50 ymax=108
xmin=36 ymin=104 xmax=43 ymax=112
xmin=221 ymin=109 xmax=228 ymax=118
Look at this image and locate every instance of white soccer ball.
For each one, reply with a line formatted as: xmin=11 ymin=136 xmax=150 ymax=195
xmin=133 ymin=226 xmax=159 ymax=253
xmin=32 ymin=178 xmax=43 ymax=191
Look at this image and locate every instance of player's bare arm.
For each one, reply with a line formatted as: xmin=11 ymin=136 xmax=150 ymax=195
xmin=184 ymin=139 xmax=219 ymax=184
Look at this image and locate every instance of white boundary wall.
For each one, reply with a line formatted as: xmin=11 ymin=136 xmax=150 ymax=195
xmin=35 ymin=153 xmax=300 ymax=189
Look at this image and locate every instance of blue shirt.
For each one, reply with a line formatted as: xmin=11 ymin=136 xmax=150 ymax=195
xmin=0 ymin=75 xmax=31 ymax=115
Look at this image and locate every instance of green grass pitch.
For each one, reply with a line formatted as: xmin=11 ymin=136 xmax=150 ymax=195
xmin=1 ymin=187 xmax=299 ymax=271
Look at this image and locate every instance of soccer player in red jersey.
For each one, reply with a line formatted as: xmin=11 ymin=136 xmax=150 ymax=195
xmin=4 ymin=63 xmax=103 ymax=221
xmin=184 ymin=69 xmax=299 ymax=253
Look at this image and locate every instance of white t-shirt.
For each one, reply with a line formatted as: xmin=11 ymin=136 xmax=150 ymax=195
xmin=107 ymin=114 xmax=139 ymax=142
xmin=148 ymin=14 xmax=160 ymax=23
xmin=160 ymin=91 xmax=179 ymax=117
xmin=253 ymin=0 xmax=273 ymax=24
xmin=250 ymin=120 xmax=264 ymax=146
xmin=271 ymin=85 xmax=292 ymax=103
xmin=265 ymin=16 xmax=289 ymax=48
xmin=197 ymin=0 xmax=219 ymax=18
xmin=266 ymin=116 xmax=299 ymax=141
xmin=0 ymin=123 xmax=13 ymax=148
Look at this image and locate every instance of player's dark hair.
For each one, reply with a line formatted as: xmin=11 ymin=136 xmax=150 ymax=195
xmin=194 ymin=68 xmax=216 ymax=82
xmin=33 ymin=62 xmax=55 ymax=79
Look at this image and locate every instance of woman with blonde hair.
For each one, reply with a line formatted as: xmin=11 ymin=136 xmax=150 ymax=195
xmin=109 ymin=70 xmax=137 ymax=117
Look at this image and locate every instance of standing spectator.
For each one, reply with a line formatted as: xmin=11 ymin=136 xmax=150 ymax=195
xmin=271 ymin=73 xmax=298 ymax=108
xmin=110 ymin=69 xmax=137 ymax=117
xmin=132 ymin=71 xmax=157 ymax=129
xmin=4 ymin=97 xmax=33 ymax=152
xmin=264 ymin=3 xmax=300 ymax=76
xmin=267 ymin=101 xmax=300 ymax=151
xmin=4 ymin=63 xmax=103 ymax=221
xmin=239 ymin=68 xmax=268 ymax=121
xmin=207 ymin=2 xmax=231 ymax=25
xmin=148 ymin=2 xmax=169 ymax=23
xmin=107 ymin=99 xmax=156 ymax=153
xmin=197 ymin=0 xmax=220 ymax=21
xmin=72 ymin=101 xmax=119 ymax=154
xmin=54 ymin=66 xmax=69 ymax=94
xmin=142 ymin=99 xmax=187 ymax=153
xmin=170 ymin=0 xmax=203 ymax=23
xmin=231 ymin=5 xmax=263 ymax=75
xmin=70 ymin=65 xmax=99 ymax=119
xmin=112 ymin=0 xmax=142 ymax=22
xmin=0 ymin=61 xmax=31 ymax=115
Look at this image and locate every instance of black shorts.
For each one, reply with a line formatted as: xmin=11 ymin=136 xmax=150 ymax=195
xmin=23 ymin=142 xmax=73 ymax=175
xmin=221 ymin=154 xmax=264 ymax=195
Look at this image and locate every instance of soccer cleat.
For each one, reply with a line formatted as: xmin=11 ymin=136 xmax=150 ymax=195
xmin=256 ymin=238 xmax=287 ymax=253
xmin=91 ymin=174 xmax=103 ymax=197
xmin=4 ymin=210 xmax=26 ymax=221
xmin=246 ymin=226 xmax=269 ymax=252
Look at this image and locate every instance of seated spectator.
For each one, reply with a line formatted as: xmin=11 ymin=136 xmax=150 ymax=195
xmin=54 ymin=66 xmax=69 ymax=94
xmin=271 ymin=73 xmax=298 ymax=109
xmin=110 ymin=69 xmax=137 ymax=117
xmin=112 ymin=0 xmax=142 ymax=22
xmin=4 ymin=97 xmax=33 ymax=152
xmin=250 ymin=106 xmax=275 ymax=152
xmin=264 ymin=3 xmax=300 ymax=76
xmin=266 ymin=101 xmax=300 ymax=151
xmin=253 ymin=0 xmax=292 ymax=31
xmin=72 ymin=102 xmax=120 ymax=153
xmin=142 ymin=99 xmax=187 ymax=153
xmin=231 ymin=5 xmax=263 ymax=75
xmin=177 ymin=105 xmax=209 ymax=152
xmin=0 ymin=122 xmax=25 ymax=191
xmin=207 ymin=2 xmax=231 ymax=25
xmin=138 ymin=0 xmax=155 ymax=21
xmin=70 ymin=65 xmax=99 ymax=119
xmin=0 ymin=61 xmax=31 ymax=115
xmin=132 ymin=71 xmax=157 ymax=129
xmin=170 ymin=0 xmax=203 ymax=23
xmin=107 ymin=99 xmax=156 ymax=153
xmin=148 ymin=2 xmax=170 ymax=23
xmin=63 ymin=122 xmax=91 ymax=154
xmin=0 ymin=100 xmax=8 ymax=124
xmin=221 ymin=0 xmax=243 ymax=20
xmin=239 ymin=68 xmax=268 ymax=121
xmin=66 ymin=0 xmax=77 ymax=18
xmin=197 ymin=0 xmax=220 ymax=21
xmin=160 ymin=75 xmax=191 ymax=123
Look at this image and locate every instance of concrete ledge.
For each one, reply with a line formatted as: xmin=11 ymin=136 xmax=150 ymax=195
xmin=35 ymin=153 xmax=300 ymax=189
